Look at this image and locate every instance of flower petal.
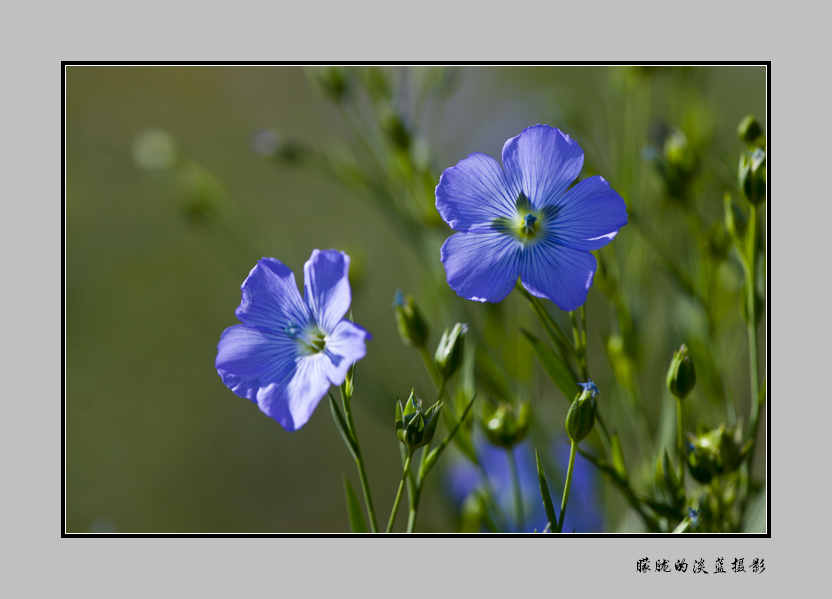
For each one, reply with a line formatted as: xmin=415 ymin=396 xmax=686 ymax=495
xmin=215 ymin=324 xmax=298 ymax=403
xmin=256 ymin=354 xmax=332 ymax=431
xmin=547 ymin=176 xmax=628 ymax=250
xmin=440 ymin=232 xmax=522 ymax=303
xmin=235 ymin=258 xmax=309 ymax=332
xmin=520 ymin=241 xmax=597 ymax=311
xmin=501 ymin=125 xmax=584 ymax=208
xmin=303 ymin=249 xmax=351 ymax=333
xmin=322 ymin=320 xmax=371 ymax=385
xmin=435 ymin=152 xmax=516 ymax=231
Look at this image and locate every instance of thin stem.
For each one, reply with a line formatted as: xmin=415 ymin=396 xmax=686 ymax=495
xmin=341 ymin=393 xmax=379 ymax=533
xmin=418 ymin=346 xmax=441 ymax=388
xmin=507 ymin=448 xmax=524 ymax=533
xmin=676 ymin=397 xmax=685 ymax=488
xmin=386 ymin=453 xmax=412 ymax=533
xmin=557 ymin=442 xmax=578 ymax=533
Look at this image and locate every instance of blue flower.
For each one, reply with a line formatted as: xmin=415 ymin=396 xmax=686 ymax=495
xmin=445 ymin=436 xmax=603 ymax=533
xmin=436 ymin=125 xmax=628 ymax=310
xmin=215 ymin=250 xmax=371 ymax=431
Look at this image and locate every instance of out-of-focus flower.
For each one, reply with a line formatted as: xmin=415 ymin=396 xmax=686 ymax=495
xmin=215 ymin=250 xmax=370 ymax=431
xmin=435 ymin=124 xmax=627 ymax=310
xmin=445 ymin=436 xmax=603 ymax=533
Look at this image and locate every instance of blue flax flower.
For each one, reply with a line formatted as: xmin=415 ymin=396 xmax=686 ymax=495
xmin=436 ymin=124 xmax=628 ymax=310
xmin=215 ymin=250 xmax=370 ymax=431
xmin=445 ymin=436 xmax=603 ymax=533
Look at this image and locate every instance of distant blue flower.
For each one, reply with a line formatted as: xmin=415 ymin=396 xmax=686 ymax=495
xmin=215 ymin=250 xmax=370 ymax=431
xmin=436 ymin=125 xmax=627 ymax=310
xmin=445 ymin=435 xmax=603 ymax=533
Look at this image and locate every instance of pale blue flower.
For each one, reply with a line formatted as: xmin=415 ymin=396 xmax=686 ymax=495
xmin=216 ymin=250 xmax=370 ymax=431
xmin=436 ymin=125 xmax=627 ymax=310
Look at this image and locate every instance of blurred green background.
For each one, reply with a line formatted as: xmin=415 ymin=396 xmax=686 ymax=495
xmin=66 ymin=65 xmax=766 ymax=533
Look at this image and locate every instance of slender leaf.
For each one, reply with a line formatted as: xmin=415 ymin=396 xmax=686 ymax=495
xmin=330 ymin=393 xmax=358 ymax=460
xmin=535 ymin=448 xmax=558 ymax=531
xmin=343 ymin=475 xmax=369 ymax=533
xmin=522 ymin=328 xmax=577 ymax=401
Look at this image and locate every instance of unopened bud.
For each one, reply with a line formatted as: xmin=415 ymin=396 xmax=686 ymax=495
xmin=482 ymin=400 xmax=530 ymax=449
xmin=565 ymin=387 xmax=596 ymax=444
xmin=393 ymin=291 xmax=429 ymax=349
xmin=666 ymin=344 xmax=696 ymax=401
xmin=737 ymin=115 xmax=763 ymax=147
xmin=435 ymin=323 xmax=468 ymax=381
xmin=739 ymin=148 xmax=766 ymax=206
xmin=395 ymin=389 xmax=442 ymax=451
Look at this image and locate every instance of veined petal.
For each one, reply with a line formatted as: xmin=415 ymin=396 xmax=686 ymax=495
xmin=441 ymin=232 xmax=522 ymax=303
xmin=323 ymin=320 xmax=371 ymax=385
xmin=256 ymin=354 xmax=332 ymax=432
xmin=235 ymin=258 xmax=309 ymax=332
xmin=303 ymin=249 xmax=351 ymax=333
xmin=436 ymin=152 xmax=516 ymax=232
xmin=502 ymin=125 xmax=584 ymax=209
xmin=520 ymin=241 xmax=597 ymax=311
xmin=215 ymin=324 xmax=299 ymax=403
xmin=547 ymin=176 xmax=628 ymax=250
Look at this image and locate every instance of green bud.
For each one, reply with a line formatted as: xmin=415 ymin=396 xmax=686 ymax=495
xmin=379 ymin=106 xmax=411 ymax=150
xmin=686 ymin=424 xmax=752 ymax=483
xmin=434 ymin=323 xmax=468 ymax=381
xmin=666 ymin=343 xmax=696 ymax=401
xmin=250 ymin=130 xmax=305 ymax=163
xmin=739 ymin=148 xmax=766 ymax=206
xmin=393 ymin=291 xmax=429 ymax=349
xmin=565 ymin=388 xmax=596 ymax=444
xmin=306 ymin=65 xmax=350 ymax=102
xmin=395 ymin=389 xmax=442 ymax=451
xmin=737 ymin=115 xmax=763 ymax=147
xmin=482 ymin=400 xmax=530 ymax=449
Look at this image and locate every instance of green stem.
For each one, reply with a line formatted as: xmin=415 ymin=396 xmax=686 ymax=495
xmin=386 ymin=453 xmax=412 ymax=533
xmin=342 ymin=393 xmax=379 ymax=533
xmin=407 ymin=482 xmax=422 ymax=533
xmin=676 ymin=397 xmax=685 ymax=488
xmin=507 ymin=448 xmax=524 ymax=532
xmin=557 ymin=442 xmax=578 ymax=533
xmin=418 ymin=346 xmax=441 ymax=388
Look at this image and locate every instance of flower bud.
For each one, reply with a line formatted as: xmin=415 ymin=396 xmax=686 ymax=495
xmin=434 ymin=323 xmax=468 ymax=381
xmin=686 ymin=424 xmax=753 ymax=483
xmin=393 ymin=291 xmax=429 ymax=349
xmin=666 ymin=344 xmax=696 ymax=401
xmin=306 ymin=66 xmax=350 ymax=102
xmin=739 ymin=148 xmax=766 ymax=206
xmin=565 ymin=387 xmax=596 ymax=444
xmin=396 ymin=390 xmax=442 ymax=451
xmin=379 ymin=105 xmax=411 ymax=150
xmin=482 ymin=400 xmax=530 ymax=449
xmin=250 ymin=130 xmax=305 ymax=162
xmin=737 ymin=115 xmax=763 ymax=147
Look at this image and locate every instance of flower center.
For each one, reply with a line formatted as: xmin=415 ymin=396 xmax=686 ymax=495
xmin=520 ymin=214 xmax=538 ymax=237
xmin=286 ymin=323 xmax=327 ymax=355
xmin=491 ymin=192 xmax=549 ymax=245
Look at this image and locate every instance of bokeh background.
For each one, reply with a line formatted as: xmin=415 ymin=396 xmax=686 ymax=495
xmin=66 ymin=65 xmax=766 ymax=533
